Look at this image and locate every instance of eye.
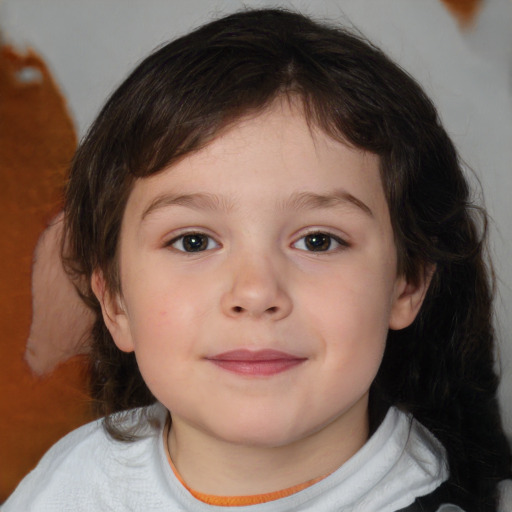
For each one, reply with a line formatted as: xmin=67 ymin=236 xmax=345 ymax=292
xmin=168 ymin=233 xmax=219 ymax=252
xmin=292 ymin=232 xmax=346 ymax=252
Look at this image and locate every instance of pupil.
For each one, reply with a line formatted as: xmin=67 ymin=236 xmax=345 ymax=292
xmin=183 ymin=235 xmax=207 ymax=252
xmin=306 ymin=233 xmax=331 ymax=251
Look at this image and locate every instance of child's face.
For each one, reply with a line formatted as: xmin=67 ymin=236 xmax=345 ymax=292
xmin=96 ymin=101 xmax=425 ymax=452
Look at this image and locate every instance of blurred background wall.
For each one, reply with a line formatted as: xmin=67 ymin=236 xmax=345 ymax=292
xmin=1 ymin=0 xmax=511 ymax=431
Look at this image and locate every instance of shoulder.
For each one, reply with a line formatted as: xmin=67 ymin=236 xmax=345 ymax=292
xmin=2 ymin=404 xmax=169 ymax=512
xmin=2 ymin=416 xmax=109 ymax=510
xmin=396 ymin=414 xmax=512 ymax=512
xmin=386 ymin=407 xmax=449 ymax=485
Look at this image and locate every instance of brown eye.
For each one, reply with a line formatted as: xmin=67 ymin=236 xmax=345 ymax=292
xmin=170 ymin=233 xmax=218 ymax=252
xmin=305 ymin=233 xmax=332 ymax=251
xmin=293 ymin=232 xmax=346 ymax=252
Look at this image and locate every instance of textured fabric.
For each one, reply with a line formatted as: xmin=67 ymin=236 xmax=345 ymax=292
xmin=2 ymin=404 xmax=460 ymax=512
xmin=394 ymin=482 xmax=464 ymax=512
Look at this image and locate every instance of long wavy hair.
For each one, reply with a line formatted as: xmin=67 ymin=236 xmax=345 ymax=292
xmin=63 ymin=8 xmax=511 ymax=510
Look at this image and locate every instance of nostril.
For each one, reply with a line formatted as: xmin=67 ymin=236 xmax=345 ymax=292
xmin=232 ymin=306 xmax=244 ymax=313
xmin=266 ymin=306 xmax=278 ymax=314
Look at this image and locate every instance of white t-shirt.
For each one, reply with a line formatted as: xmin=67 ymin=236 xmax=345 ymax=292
xmin=0 ymin=404 xmax=476 ymax=511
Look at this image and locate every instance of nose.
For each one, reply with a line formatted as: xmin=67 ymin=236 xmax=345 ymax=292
xmin=220 ymin=254 xmax=293 ymax=320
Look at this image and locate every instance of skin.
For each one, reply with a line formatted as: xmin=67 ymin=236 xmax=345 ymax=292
xmin=93 ymin=100 xmax=429 ymax=496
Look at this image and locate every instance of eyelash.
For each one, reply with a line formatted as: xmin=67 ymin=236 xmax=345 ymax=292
xmin=166 ymin=230 xmax=348 ymax=254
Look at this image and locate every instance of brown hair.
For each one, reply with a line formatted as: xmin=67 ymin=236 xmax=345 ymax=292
xmin=64 ymin=8 xmax=511 ymax=510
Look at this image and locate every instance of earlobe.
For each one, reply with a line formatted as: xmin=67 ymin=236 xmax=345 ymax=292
xmin=91 ymin=270 xmax=134 ymax=352
xmin=389 ymin=266 xmax=434 ymax=331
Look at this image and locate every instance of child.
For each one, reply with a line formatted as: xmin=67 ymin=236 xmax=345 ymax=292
xmin=4 ymin=8 xmax=511 ymax=512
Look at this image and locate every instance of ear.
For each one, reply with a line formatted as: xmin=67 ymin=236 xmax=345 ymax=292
xmin=91 ymin=270 xmax=134 ymax=353
xmin=389 ymin=265 xmax=434 ymax=330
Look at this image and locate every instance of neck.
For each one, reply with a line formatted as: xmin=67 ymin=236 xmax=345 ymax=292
xmin=167 ymin=401 xmax=370 ymax=496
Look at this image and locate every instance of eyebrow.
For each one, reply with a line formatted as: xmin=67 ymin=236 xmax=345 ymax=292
xmin=282 ymin=190 xmax=374 ymax=217
xmin=141 ymin=189 xmax=373 ymax=221
xmin=141 ymin=192 xmax=234 ymax=221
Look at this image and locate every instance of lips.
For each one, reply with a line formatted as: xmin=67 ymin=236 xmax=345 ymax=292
xmin=206 ymin=349 xmax=306 ymax=376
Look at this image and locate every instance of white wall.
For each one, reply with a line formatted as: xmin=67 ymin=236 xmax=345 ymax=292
xmin=1 ymin=0 xmax=511 ymax=432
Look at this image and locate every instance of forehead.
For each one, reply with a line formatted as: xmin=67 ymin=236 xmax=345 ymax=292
xmin=122 ymin=102 xmax=388 ymax=225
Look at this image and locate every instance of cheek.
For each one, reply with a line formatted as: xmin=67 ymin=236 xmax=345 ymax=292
xmin=125 ymin=265 xmax=209 ymax=329
xmin=127 ymin=298 xmax=197 ymax=404
xmin=302 ymin=262 xmax=395 ymax=380
xmin=130 ymin=295 xmax=195 ymax=352
xmin=306 ymin=261 xmax=396 ymax=335
xmin=122 ymin=273 xmax=216 ymax=369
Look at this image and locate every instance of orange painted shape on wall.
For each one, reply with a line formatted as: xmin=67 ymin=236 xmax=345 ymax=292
xmin=440 ymin=0 xmax=483 ymax=27
xmin=0 ymin=45 xmax=94 ymax=500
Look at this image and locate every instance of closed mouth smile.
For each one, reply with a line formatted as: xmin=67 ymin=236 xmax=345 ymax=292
xmin=206 ymin=349 xmax=307 ymax=376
